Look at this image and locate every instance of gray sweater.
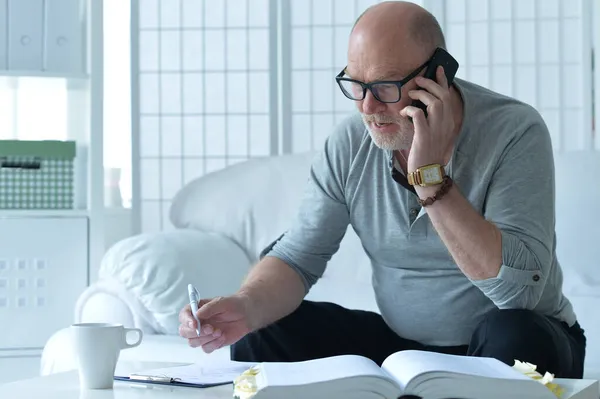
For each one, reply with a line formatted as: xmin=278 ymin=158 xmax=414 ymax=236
xmin=264 ymin=78 xmax=577 ymax=346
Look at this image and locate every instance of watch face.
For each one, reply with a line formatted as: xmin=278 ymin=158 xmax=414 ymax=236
xmin=422 ymin=167 xmax=442 ymax=184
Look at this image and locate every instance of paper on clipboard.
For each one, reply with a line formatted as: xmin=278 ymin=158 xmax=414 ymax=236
xmin=115 ymin=360 xmax=256 ymax=387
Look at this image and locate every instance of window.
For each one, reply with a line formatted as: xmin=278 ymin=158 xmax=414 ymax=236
xmin=0 ymin=77 xmax=68 ymax=141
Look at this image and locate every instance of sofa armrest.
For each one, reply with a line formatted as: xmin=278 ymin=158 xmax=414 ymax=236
xmin=78 ymin=229 xmax=251 ymax=335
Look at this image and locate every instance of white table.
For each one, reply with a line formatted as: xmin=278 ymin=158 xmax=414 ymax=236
xmin=0 ymin=361 xmax=598 ymax=399
xmin=0 ymin=361 xmax=233 ymax=399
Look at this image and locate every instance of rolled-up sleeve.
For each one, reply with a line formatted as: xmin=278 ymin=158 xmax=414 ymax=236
xmin=471 ymin=119 xmax=555 ymax=309
xmin=261 ymin=123 xmax=353 ymax=293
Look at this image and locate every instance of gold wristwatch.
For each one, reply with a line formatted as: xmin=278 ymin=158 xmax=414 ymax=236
xmin=407 ymin=164 xmax=445 ymax=187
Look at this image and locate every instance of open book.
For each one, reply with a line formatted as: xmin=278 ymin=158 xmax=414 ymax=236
xmin=233 ymin=350 xmax=557 ymax=399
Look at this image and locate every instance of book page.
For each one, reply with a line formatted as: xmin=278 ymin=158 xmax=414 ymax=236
xmin=381 ymin=350 xmax=531 ymax=390
xmin=125 ymin=360 xmax=256 ymax=385
xmin=259 ymin=355 xmax=392 ymax=387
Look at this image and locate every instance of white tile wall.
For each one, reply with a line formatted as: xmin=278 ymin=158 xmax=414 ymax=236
xmin=444 ymin=0 xmax=593 ymax=152
xmin=134 ymin=0 xmax=272 ymax=232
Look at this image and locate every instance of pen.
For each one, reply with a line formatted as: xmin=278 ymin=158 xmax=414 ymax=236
xmin=188 ymin=284 xmax=202 ymax=336
xmin=129 ymin=374 xmax=175 ymax=383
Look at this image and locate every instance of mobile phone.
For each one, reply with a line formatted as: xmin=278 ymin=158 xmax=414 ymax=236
xmin=411 ymin=47 xmax=459 ymax=117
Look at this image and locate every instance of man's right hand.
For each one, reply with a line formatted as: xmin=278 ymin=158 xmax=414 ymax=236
xmin=178 ymin=293 xmax=254 ymax=353
xmin=179 ymin=257 xmax=307 ymax=353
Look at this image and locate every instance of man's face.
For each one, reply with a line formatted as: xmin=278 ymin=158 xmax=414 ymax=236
xmin=359 ymin=76 xmax=419 ymax=151
xmin=345 ymin=32 xmax=427 ymax=151
xmin=345 ymin=64 xmax=423 ymax=151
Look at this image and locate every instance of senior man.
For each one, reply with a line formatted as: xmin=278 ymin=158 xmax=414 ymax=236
xmin=178 ymin=1 xmax=586 ymax=378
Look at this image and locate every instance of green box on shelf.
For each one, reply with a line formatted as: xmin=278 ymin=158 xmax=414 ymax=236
xmin=0 ymin=140 xmax=77 ymax=210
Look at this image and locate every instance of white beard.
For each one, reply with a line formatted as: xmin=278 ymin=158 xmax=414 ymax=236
xmin=362 ymin=118 xmax=414 ymax=151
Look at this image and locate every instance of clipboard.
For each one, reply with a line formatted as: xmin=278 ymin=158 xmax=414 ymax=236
xmin=114 ymin=373 xmax=233 ymax=389
xmin=113 ymin=360 xmax=256 ymax=389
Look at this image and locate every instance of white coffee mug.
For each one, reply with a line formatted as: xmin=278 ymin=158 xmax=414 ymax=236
xmin=71 ymin=323 xmax=143 ymax=389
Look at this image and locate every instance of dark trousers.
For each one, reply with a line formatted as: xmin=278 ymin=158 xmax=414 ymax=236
xmin=231 ymin=301 xmax=587 ymax=378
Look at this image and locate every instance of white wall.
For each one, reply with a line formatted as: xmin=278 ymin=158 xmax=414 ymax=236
xmin=104 ymin=208 xmax=133 ymax=252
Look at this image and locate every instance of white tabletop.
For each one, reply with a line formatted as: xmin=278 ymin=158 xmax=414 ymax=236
xmin=0 ymin=361 xmax=597 ymax=399
xmin=0 ymin=361 xmax=233 ymax=399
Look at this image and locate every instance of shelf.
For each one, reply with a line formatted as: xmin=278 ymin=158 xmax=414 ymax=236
xmin=0 ymin=348 xmax=43 ymax=358
xmin=0 ymin=209 xmax=89 ymax=218
xmin=0 ymin=70 xmax=89 ymax=79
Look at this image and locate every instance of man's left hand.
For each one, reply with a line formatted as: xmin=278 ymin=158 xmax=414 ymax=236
xmin=400 ymin=65 xmax=456 ymax=174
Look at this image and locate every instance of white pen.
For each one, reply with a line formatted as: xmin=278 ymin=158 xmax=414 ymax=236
xmin=187 ymin=284 xmax=202 ymax=336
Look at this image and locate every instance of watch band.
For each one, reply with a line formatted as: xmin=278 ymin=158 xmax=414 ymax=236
xmin=407 ymin=170 xmax=420 ymax=186
xmin=418 ymin=176 xmax=453 ymax=206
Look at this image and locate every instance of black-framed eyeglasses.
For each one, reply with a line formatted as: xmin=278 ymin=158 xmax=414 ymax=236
xmin=335 ymin=58 xmax=430 ymax=103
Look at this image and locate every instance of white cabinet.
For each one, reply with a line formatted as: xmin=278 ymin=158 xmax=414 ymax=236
xmin=0 ymin=0 xmax=7 ymax=70
xmin=0 ymin=0 xmax=86 ymax=76
xmin=7 ymin=0 xmax=44 ymax=71
xmin=0 ymin=216 xmax=88 ymax=349
xmin=44 ymin=0 xmax=84 ymax=73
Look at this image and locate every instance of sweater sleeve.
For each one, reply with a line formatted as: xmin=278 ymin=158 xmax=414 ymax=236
xmin=470 ymin=117 xmax=556 ymax=309
xmin=261 ymin=120 xmax=355 ymax=293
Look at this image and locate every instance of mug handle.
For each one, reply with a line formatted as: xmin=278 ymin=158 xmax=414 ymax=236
xmin=122 ymin=327 xmax=143 ymax=349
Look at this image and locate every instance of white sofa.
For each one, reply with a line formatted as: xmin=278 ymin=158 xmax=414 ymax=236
xmin=41 ymin=150 xmax=600 ymax=379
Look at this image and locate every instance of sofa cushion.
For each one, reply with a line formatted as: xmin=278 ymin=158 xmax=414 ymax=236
xmin=170 ymin=152 xmax=316 ymax=263
xmin=100 ymin=229 xmax=251 ymax=334
xmin=554 ymin=151 xmax=600 ymax=283
xmin=553 ymin=151 xmax=600 ymax=378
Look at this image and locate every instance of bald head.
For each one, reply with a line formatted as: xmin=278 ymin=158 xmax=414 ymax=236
xmin=351 ymin=1 xmax=445 ymax=60
xmin=344 ymin=2 xmax=449 ymax=150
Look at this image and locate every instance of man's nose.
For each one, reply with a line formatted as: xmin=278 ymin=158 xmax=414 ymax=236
xmin=360 ymin=89 xmax=385 ymax=115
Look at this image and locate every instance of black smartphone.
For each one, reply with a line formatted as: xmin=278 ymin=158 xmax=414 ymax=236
xmin=411 ymin=47 xmax=459 ymax=117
